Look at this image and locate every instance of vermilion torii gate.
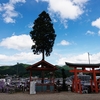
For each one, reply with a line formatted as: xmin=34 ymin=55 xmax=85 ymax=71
xmin=66 ymin=62 xmax=100 ymax=93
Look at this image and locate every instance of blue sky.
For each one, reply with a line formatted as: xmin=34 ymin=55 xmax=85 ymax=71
xmin=0 ymin=0 xmax=100 ymax=66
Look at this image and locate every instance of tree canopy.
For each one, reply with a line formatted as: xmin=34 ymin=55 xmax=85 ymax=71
xmin=30 ymin=11 xmax=56 ymax=60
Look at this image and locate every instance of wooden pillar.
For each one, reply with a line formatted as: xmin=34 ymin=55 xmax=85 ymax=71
xmin=72 ymin=67 xmax=78 ymax=93
xmin=92 ymin=68 xmax=98 ymax=93
xmin=52 ymin=71 xmax=54 ymax=84
xmin=41 ymin=71 xmax=44 ymax=83
xmin=30 ymin=70 xmax=32 ymax=82
xmin=90 ymin=79 xmax=93 ymax=92
xmin=82 ymin=67 xmax=85 ymax=70
xmin=52 ymin=71 xmax=56 ymax=92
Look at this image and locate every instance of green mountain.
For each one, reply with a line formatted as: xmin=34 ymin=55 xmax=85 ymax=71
xmin=0 ymin=63 xmax=30 ymax=77
xmin=0 ymin=63 xmax=73 ymax=78
xmin=55 ymin=65 xmax=73 ymax=77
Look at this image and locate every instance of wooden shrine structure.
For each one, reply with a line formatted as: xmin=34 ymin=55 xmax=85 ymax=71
xmin=66 ymin=62 xmax=100 ymax=93
xmin=26 ymin=60 xmax=57 ymax=92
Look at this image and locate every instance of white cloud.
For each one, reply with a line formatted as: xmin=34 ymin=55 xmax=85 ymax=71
xmin=53 ymin=18 xmax=57 ymax=23
xmin=0 ymin=4 xmax=2 ymax=11
xmin=57 ymin=40 xmax=70 ymax=46
xmin=0 ymin=0 xmax=26 ymax=23
xmin=56 ymin=52 xmax=100 ymax=65
xmin=1 ymin=51 xmax=100 ymax=66
xmin=35 ymin=0 xmax=39 ymax=2
xmin=98 ymin=30 xmax=100 ymax=36
xmin=0 ymin=54 xmax=8 ymax=61
xmin=38 ymin=0 xmax=88 ymax=28
xmin=86 ymin=30 xmax=95 ymax=35
xmin=0 ymin=34 xmax=33 ymax=50
xmin=61 ymin=19 xmax=68 ymax=28
xmin=92 ymin=18 xmax=100 ymax=29
xmin=48 ymin=0 xmax=82 ymax=19
xmin=9 ymin=0 xmax=26 ymax=4
xmin=0 ymin=52 xmax=41 ymax=65
xmin=27 ymin=22 xmax=33 ymax=28
xmin=73 ymin=0 xmax=88 ymax=6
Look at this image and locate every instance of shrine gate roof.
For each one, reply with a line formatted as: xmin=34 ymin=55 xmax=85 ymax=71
xmin=26 ymin=60 xmax=58 ymax=71
xmin=65 ymin=62 xmax=100 ymax=68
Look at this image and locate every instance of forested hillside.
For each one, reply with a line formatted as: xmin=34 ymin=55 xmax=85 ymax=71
xmin=0 ymin=63 xmax=73 ymax=78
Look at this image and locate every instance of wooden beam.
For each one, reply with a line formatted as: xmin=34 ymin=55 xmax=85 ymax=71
xmin=28 ymin=68 xmax=57 ymax=71
xmin=70 ymin=69 xmax=100 ymax=73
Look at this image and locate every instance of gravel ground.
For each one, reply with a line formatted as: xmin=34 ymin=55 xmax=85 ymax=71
xmin=0 ymin=92 xmax=100 ymax=100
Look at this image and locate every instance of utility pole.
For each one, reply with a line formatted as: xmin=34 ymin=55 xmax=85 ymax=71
xmin=17 ymin=62 xmax=19 ymax=77
xmin=88 ymin=52 xmax=90 ymax=64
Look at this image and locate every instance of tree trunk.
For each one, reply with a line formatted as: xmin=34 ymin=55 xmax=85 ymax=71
xmin=42 ymin=49 xmax=44 ymax=83
xmin=42 ymin=49 xmax=45 ymax=60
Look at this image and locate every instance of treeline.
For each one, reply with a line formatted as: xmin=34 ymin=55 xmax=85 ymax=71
xmin=0 ymin=63 xmax=29 ymax=78
xmin=0 ymin=63 xmax=73 ymax=78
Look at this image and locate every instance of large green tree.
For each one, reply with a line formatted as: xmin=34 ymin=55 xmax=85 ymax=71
xmin=30 ymin=11 xmax=56 ymax=60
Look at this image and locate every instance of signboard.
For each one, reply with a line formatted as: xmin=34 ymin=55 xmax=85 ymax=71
xmin=30 ymin=81 xmax=36 ymax=94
